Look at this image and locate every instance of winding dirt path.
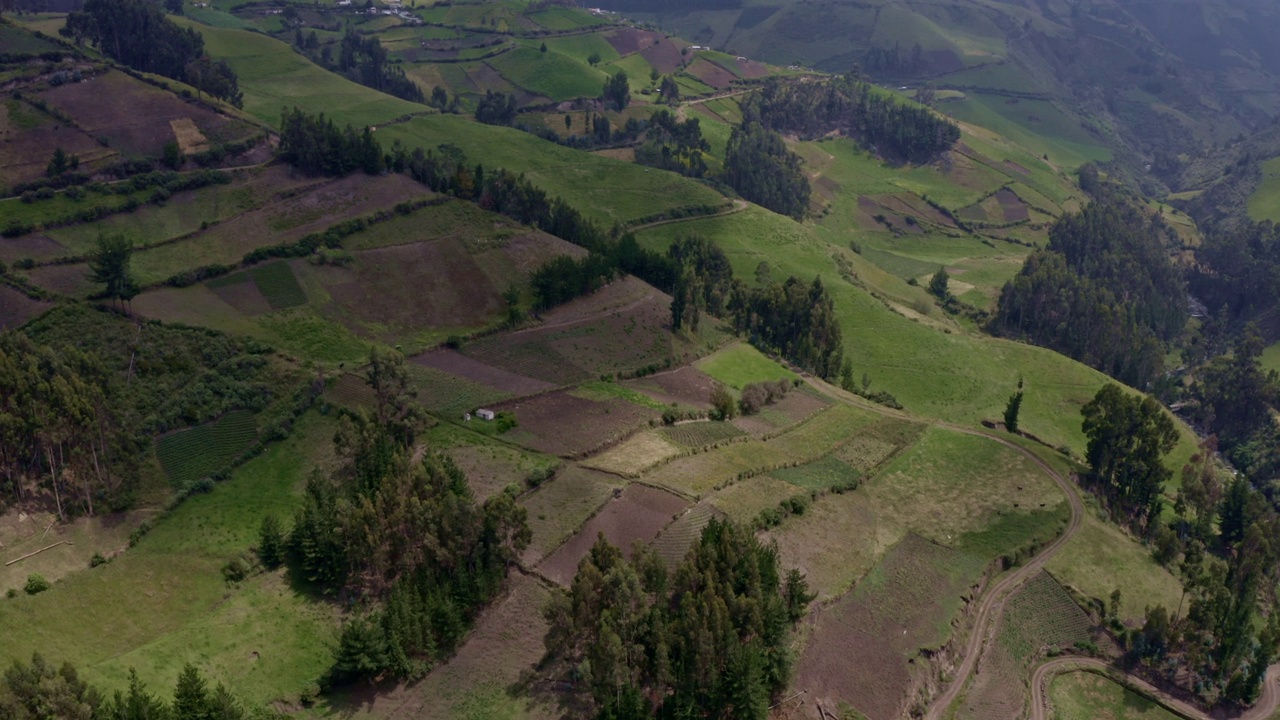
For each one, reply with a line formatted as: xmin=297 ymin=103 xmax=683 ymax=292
xmin=921 ymin=424 xmax=1084 ymax=720
xmin=1029 ymin=658 xmax=1280 ymax=720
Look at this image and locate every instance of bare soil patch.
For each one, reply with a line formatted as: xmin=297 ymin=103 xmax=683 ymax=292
xmin=874 ymin=193 xmax=956 ymax=228
xmin=769 ymin=390 xmax=831 ymax=423
xmin=416 ymin=349 xmax=554 ymax=396
xmin=0 ymin=284 xmax=50 ymax=330
xmin=446 ymin=444 xmax=533 ymax=502
xmin=39 ymin=70 xmax=243 ymax=157
xmin=0 ymin=234 xmax=69 ymax=264
xmin=687 ymin=58 xmax=736 ymax=89
xmin=23 ymin=262 xmax=93 ymax=296
xmin=994 ymin=187 xmax=1030 ymax=222
xmin=0 ymin=119 xmax=108 ymax=189
xmin=622 ymin=365 xmax=717 ymax=408
xmin=736 ymin=58 xmax=769 ymax=78
xmin=1002 ymin=159 xmax=1031 ymax=176
xmin=858 ymin=195 xmax=923 ymax=233
xmin=495 ymin=391 xmax=660 ymax=457
xmin=639 ymin=37 xmax=684 ymax=74
xmin=604 ymin=27 xmax=662 ymax=56
xmin=793 ymin=534 xmax=979 ymax=720
xmin=538 ymin=483 xmax=689 ymax=586
xmin=462 ymin=278 xmax=676 ymax=386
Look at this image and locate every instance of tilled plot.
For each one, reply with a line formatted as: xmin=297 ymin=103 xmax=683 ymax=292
xmin=538 ymin=483 xmax=690 ymax=586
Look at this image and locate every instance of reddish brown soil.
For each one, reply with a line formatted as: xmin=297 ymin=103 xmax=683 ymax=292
xmin=23 ymin=262 xmax=94 ymax=297
xmin=793 ymin=535 xmax=975 ymax=720
xmin=0 ymin=284 xmax=50 ymax=330
xmin=622 ymin=365 xmax=718 ymax=408
xmin=687 ymin=58 xmax=736 ymax=89
xmin=857 ymin=196 xmax=922 ymax=233
xmin=414 ymin=349 xmax=555 ymax=396
xmin=737 ymin=58 xmax=770 ymax=78
xmin=995 ymin=187 xmax=1030 ymax=222
xmin=639 ymin=37 xmax=684 ymax=74
xmin=494 ymin=391 xmax=660 ymax=457
xmin=40 ymin=70 xmax=244 ymax=157
xmin=538 ymin=483 xmax=690 ymax=586
xmin=770 ymin=390 xmax=830 ymax=422
xmin=462 ymin=278 xmax=676 ymax=386
xmin=1001 ymin=160 xmax=1031 ymax=176
xmin=812 ymin=175 xmax=842 ymax=201
xmin=337 ymin=241 xmax=501 ymax=329
xmin=604 ymin=27 xmax=663 ymax=56
xmin=0 ymin=121 xmax=108 ymax=189
xmin=873 ymin=193 xmax=956 ymax=228
xmin=0 ymin=234 xmax=71 ymax=264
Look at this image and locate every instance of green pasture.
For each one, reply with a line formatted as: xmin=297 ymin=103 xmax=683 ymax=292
xmin=1048 ymin=672 xmax=1182 ymax=720
xmin=488 ymin=45 xmax=608 ymax=100
xmin=375 ymin=114 xmax=727 ymax=226
xmin=696 ymin=342 xmax=797 ymax=389
xmin=179 ymin=19 xmax=424 ymax=127
xmin=0 ymin=413 xmax=339 ymax=706
xmin=542 ymin=33 xmax=619 ymax=65
xmin=944 ymin=92 xmax=1111 ymax=169
xmin=1246 ymin=156 xmax=1280 ymax=223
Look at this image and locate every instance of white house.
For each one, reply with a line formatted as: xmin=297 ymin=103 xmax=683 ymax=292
xmin=476 ymin=408 xmax=496 ymax=421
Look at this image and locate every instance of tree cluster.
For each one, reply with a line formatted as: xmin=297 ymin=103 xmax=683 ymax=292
xmin=278 ymin=107 xmax=383 ymax=178
xmin=1190 ymin=220 xmax=1280 ymax=328
xmin=542 ymin=519 xmax=813 ymax=719
xmin=475 ymin=90 xmax=517 ymax=126
xmin=1080 ymin=384 xmax=1178 ymax=530
xmin=739 ymin=74 xmax=960 ymax=163
xmin=601 ymin=70 xmax=630 ymax=112
xmin=0 ymin=653 xmax=259 ymax=720
xmin=329 ymin=29 xmax=423 ymax=103
xmin=669 ymin=234 xmax=845 ymax=379
xmin=62 ymin=0 xmax=242 ymax=107
xmin=286 ymin=351 xmax=530 ymax=683
xmin=634 ymin=109 xmax=709 ymax=178
xmin=993 ymin=200 xmax=1187 ymax=389
xmin=722 ymin=122 xmax=810 ymax=220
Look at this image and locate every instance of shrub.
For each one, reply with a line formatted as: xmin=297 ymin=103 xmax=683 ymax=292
xmin=89 ymin=552 xmax=107 ymax=568
xmin=222 ymin=554 xmax=252 ymax=583
xmin=24 ymin=574 xmax=50 ymax=595
xmin=258 ymin=514 xmax=285 ymax=569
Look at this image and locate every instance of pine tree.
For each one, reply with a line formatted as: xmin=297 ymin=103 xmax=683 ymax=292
xmin=87 ymin=233 xmax=135 ymax=311
xmin=258 ymin=514 xmax=285 ymax=569
xmin=46 ymin=147 xmax=70 ymax=177
xmin=1003 ymin=378 xmax=1024 ymax=433
xmin=172 ymin=664 xmax=209 ymax=720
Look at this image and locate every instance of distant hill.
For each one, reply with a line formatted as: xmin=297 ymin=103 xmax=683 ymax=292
xmin=601 ymin=0 xmax=1280 ymax=185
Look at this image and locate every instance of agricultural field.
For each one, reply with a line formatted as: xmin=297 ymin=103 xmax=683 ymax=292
xmin=958 ymin=571 xmax=1096 ymax=720
xmin=1045 ymin=511 xmax=1184 ymax=625
xmin=1048 ymin=672 xmax=1183 ymax=720
xmin=794 ymin=534 xmax=988 ymax=720
xmin=622 ymin=365 xmax=719 ymax=408
xmin=155 ymin=410 xmax=258 ymax=487
xmin=649 ymin=501 xmax=719 ymax=568
xmin=425 ymin=423 xmax=559 ymax=501
xmin=660 ymin=420 xmax=745 ymax=448
xmin=695 ymin=341 xmax=797 ymax=389
xmin=0 ymin=413 xmax=339 ymax=704
xmin=495 ymin=389 xmax=659 ymax=457
xmin=376 ymin=114 xmax=729 ymax=227
xmin=580 ymin=431 xmax=682 ymax=477
xmin=518 ymin=464 xmax=624 ymax=566
xmin=537 ymin=483 xmax=689 ymax=586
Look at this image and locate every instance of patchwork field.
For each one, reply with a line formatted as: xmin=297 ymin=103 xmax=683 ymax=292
xmin=794 ymin=534 xmax=987 ymax=720
xmin=959 ymin=571 xmax=1096 ymax=720
xmin=1047 ymin=672 xmax=1182 ymax=720
xmin=537 ymin=482 xmax=689 ymax=586
xmin=496 ymin=389 xmax=659 ymax=457
xmin=519 ymin=464 xmax=624 ymax=566
xmin=155 ymin=410 xmax=258 ymax=488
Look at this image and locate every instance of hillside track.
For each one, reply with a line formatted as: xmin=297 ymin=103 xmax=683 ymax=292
xmin=921 ymin=424 xmax=1084 ymax=720
xmin=1029 ymin=658 xmax=1280 ymax=720
xmin=800 ymin=375 xmax=1280 ymax=720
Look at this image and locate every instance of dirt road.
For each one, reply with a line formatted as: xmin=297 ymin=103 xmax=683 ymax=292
xmin=1029 ymin=658 xmax=1280 ymax=720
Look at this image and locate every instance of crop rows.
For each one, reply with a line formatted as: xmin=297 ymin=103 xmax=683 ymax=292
xmin=1002 ymin=571 xmax=1094 ymax=659
xmin=463 ymin=338 xmax=591 ymax=387
xmin=407 ymin=364 xmax=512 ymax=418
xmin=661 ymin=421 xmax=745 ymax=448
xmin=324 ymin=373 xmax=377 ymax=411
xmin=249 ymin=262 xmax=307 ymax=310
xmin=156 ymin=409 xmax=258 ymax=487
xmin=650 ymin=503 xmax=717 ymax=569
